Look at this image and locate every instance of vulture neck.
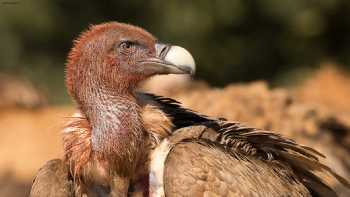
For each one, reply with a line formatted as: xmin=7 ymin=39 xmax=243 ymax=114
xmin=78 ymin=84 xmax=145 ymax=175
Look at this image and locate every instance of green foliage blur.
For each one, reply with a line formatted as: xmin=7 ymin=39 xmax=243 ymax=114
xmin=1 ymin=0 xmax=350 ymax=103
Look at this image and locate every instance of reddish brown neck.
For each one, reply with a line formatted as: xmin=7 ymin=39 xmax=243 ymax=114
xmin=78 ymin=84 xmax=145 ymax=176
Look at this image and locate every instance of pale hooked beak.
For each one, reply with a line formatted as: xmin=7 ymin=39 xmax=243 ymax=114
xmin=138 ymin=43 xmax=196 ymax=75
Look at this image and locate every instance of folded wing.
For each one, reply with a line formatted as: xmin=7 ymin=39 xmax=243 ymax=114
xmin=139 ymin=93 xmax=349 ymax=197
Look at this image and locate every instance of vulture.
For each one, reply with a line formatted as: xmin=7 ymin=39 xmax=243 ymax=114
xmin=30 ymin=22 xmax=349 ymax=197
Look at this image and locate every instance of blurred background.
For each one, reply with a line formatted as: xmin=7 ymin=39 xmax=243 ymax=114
xmin=0 ymin=0 xmax=350 ymax=196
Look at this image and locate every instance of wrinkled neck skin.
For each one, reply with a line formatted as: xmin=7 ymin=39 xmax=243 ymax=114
xmin=76 ymin=79 xmax=145 ymax=176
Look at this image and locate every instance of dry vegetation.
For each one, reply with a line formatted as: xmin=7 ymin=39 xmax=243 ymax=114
xmin=1 ymin=66 xmax=349 ymax=196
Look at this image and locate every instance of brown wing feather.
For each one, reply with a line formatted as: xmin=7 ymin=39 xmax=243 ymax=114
xmin=142 ymin=93 xmax=350 ymax=196
xmin=165 ymin=141 xmax=311 ymax=197
xmin=30 ymin=159 xmax=74 ymax=197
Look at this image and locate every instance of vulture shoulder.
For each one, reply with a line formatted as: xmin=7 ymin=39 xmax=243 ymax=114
xmin=30 ymin=159 xmax=74 ymax=197
xmin=138 ymin=93 xmax=350 ymax=197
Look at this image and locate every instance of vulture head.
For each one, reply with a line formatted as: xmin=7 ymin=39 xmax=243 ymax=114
xmin=63 ymin=22 xmax=196 ymax=183
xmin=66 ymin=22 xmax=195 ymax=99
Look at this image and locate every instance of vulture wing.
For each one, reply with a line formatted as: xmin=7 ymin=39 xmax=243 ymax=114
xmin=30 ymin=159 xmax=74 ymax=197
xmin=139 ymin=93 xmax=350 ymax=197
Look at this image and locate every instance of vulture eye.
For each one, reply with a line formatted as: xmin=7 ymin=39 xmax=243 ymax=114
xmin=119 ymin=41 xmax=134 ymax=50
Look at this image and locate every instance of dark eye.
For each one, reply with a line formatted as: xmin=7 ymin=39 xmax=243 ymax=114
xmin=119 ymin=41 xmax=134 ymax=50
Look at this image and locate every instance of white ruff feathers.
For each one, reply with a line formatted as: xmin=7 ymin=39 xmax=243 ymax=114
xmin=149 ymin=139 xmax=172 ymax=197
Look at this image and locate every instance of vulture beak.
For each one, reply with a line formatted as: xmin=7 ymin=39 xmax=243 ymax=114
xmin=138 ymin=43 xmax=196 ymax=75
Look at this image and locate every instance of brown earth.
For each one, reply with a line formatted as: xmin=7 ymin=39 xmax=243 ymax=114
xmin=1 ymin=66 xmax=349 ymax=196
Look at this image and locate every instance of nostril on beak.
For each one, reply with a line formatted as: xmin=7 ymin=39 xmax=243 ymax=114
xmin=156 ymin=43 xmax=171 ymax=59
xmin=160 ymin=46 xmax=168 ymax=58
